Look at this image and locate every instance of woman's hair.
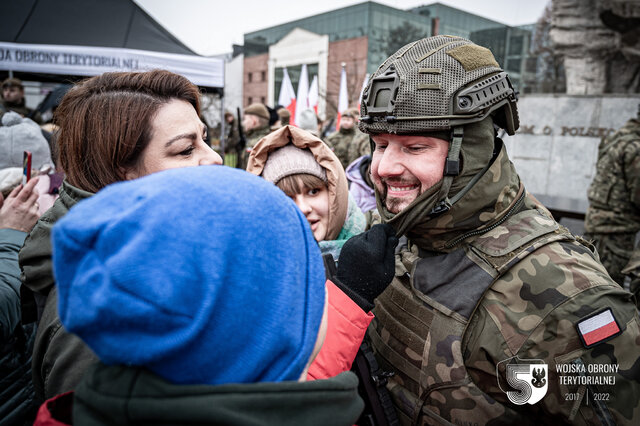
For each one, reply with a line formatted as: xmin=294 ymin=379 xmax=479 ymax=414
xmin=55 ymin=70 xmax=201 ymax=193
xmin=276 ymin=173 xmax=326 ymax=198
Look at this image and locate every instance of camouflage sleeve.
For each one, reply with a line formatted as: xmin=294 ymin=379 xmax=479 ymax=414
xmin=589 ymin=232 xmax=636 ymax=284
xmin=465 ymin=239 xmax=640 ymax=424
xmin=623 ymin=140 xmax=640 ymax=211
xmin=347 ymin=132 xmax=371 ymax=166
xmin=324 ymin=133 xmax=337 ymax=150
xmin=622 ymin=248 xmax=640 ymax=307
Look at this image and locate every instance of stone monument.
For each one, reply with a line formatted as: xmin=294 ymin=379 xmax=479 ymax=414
xmin=549 ymin=0 xmax=640 ymax=94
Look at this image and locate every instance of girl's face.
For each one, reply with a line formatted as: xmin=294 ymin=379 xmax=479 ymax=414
xmin=125 ymin=99 xmax=222 ymax=179
xmin=289 ymin=177 xmax=331 ymax=242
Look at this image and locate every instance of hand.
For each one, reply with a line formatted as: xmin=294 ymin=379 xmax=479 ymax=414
xmin=0 ymin=177 xmax=41 ymax=232
xmin=336 ymin=224 xmax=399 ymax=310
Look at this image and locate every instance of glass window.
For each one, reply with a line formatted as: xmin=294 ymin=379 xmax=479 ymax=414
xmin=509 ymin=35 xmax=524 ymax=55
xmin=506 ymin=58 xmax=521 ymax=73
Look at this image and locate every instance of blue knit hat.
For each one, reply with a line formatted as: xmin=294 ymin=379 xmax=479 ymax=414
xmin=52 ymin=166 xmax=326 ymax=385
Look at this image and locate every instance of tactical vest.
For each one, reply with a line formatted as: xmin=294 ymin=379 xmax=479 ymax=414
xmin=368 ymin=198 xmax=575 ymax=425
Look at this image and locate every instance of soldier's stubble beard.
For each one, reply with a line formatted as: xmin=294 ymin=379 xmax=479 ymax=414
xmin=375 ymin=178 xmax=425 ymax=214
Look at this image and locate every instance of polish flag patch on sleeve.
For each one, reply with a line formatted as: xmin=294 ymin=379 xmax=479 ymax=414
xmin=576 ymin=308 xmax=622 ymax=348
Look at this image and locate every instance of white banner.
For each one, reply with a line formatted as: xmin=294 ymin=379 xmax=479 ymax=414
xmin=0 ymin=42 xmax=224 ymax=88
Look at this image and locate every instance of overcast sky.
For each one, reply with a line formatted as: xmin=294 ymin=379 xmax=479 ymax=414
xmin=134 ymin=0 xmax=551 ymax=56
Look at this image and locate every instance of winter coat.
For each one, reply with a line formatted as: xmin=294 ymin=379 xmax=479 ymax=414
xmin=0 ymin=228 xmax=37 ymax=425
xmin=247 ymin=125 xmax=359 ymax=244
xmin=308 ymin=279 xmax=373 ymax=380
xmin=345 ymin=155 xmax=376 ymax=213
xmin=18 ymin=180 xmax=98 ymax=403
xmin=34 ymin=365 xmax=363 ymax=426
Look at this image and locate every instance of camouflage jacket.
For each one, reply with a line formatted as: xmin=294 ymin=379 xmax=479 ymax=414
xmin=325 ymin=127 xmax=369 ymax=169
xmin=369 ymin=143 xmax=640 ymax=425
xmin=245 ymin=125 xmax=272 ymax=150
xmin=239 ymin=126 xmax=272 ymax=170
xmin=585 ymin=118 xmax=640 ymax=234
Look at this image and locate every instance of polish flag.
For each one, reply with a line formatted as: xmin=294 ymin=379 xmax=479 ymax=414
xmin=278 ymin=67 xmax=297 ymax=125
xmin=294 ymin=64 xmax=309 ymax=126
xmin=336 ymin=64 xmax=348 ymax=130
xmin=358 ymin=73 xmax=370 ymax=111
xmin=308 ymin=75 xmax=319 ymax=114
xmin=577 ymin=309 xmax=621 ymax=347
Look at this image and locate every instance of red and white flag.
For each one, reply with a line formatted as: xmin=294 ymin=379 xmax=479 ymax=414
xmin=278 ymin=67 xmax=296 ymax=125
xmin=308 ymin=75 xmax=319 ymax=114
xmin=336 ymin=65 xmax=348 ymax=130
xmin=576 ymin=308 xmax=621 ymax=347
xmin=358 ymin=73 xmax=370 ymax=111
xmin=294 ymin=64 xmax=309 ymax=126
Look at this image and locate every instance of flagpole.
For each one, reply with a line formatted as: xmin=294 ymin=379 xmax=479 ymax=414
xmin=336 ymin=62 xmax=348 ymax=131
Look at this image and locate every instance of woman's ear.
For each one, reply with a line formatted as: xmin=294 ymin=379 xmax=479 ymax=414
xmin=119 ymin=165 xmax=139 ymax=181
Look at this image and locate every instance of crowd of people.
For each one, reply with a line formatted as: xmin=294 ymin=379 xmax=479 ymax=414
xmin=1 ymin=35 xmax=639 ymax=426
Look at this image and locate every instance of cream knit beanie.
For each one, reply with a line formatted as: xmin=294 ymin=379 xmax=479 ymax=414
xmin=261 ymin=144 xmax=327 ymax=185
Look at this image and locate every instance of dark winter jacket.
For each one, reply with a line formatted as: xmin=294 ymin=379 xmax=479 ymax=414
xmin=18 ymin=181 xmax=97 ymax=403
xmin=0 ymin=228 xmax=37 ymax=425
xmin=34 ymin=364 xmax=363 ymax=426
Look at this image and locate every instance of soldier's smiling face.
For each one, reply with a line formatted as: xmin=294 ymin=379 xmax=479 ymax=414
xmin=371 ymin=134 xmax=449 ymax=213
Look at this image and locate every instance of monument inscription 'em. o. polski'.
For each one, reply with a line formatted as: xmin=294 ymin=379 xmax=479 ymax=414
xmin=502 ymin=95 xmax=639 ymax=216
xmin=517 ymin=125 xmax=617 ymax=138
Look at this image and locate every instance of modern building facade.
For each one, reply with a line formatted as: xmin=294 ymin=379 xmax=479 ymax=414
xmin=470 ymin=24 xmax=535 ymax=92
xmin=243 ymin=1 xmax=537 ymax=118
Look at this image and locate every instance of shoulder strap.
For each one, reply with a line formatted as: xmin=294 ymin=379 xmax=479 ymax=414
xmin=352 ymin=340 xmax=400 ymax=426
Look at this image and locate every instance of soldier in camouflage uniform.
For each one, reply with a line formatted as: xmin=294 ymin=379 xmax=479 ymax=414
xmin=357 ymin=35 xmax=640 ymax=425
xmin=325 ymin=107 xmax=369 ymax=169
xmin=584 ymin=110 xmax=640 ymax=307
xmin=240 ymin=103 xmax=272 ymax=170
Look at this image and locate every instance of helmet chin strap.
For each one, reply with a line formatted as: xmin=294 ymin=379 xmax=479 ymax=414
xmin=429 ymin=126 xmax=463 ymax=215
xmin=429 ymin=126 xmax=497 ymax=217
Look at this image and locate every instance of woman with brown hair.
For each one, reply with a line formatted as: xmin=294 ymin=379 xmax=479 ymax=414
xmin=19 ymin=69 xmax=222 ymax=405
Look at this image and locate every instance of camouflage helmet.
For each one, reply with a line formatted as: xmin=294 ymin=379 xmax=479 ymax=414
xmin=359 ymin=35 xmax=519 ymax=135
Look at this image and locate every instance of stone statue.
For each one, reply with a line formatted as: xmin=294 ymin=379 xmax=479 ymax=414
xmin=550 ymin=0 xmax=640 ymax=94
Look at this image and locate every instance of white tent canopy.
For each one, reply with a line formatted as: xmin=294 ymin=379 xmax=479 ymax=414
xmin=0 ymin=41 xmax=224 ymax=89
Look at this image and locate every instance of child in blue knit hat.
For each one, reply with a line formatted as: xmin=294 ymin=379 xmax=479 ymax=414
xmin=34 ymin=166 xmax=364 ymax=426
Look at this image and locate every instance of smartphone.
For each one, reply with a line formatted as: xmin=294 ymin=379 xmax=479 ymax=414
xmin=22 ymin=151 xmax=32 ymax=185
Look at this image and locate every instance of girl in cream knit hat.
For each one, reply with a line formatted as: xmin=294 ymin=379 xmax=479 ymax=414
xmin=247 ymin=125 xmax=366 ymax=261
